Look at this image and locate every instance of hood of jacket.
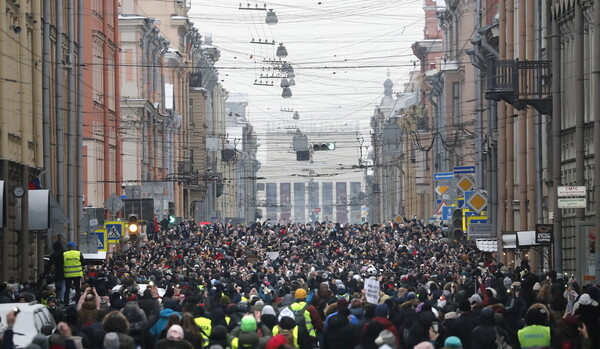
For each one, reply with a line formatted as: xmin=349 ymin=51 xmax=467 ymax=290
xmin=159 ymin=307 xmax=179 ymax=319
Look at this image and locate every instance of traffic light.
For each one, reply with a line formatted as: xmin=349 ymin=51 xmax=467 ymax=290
xmin=128 ymin=215 xmax=139 ymax=235
xmin=451 ymin=208 xmax=464 ymax=240
xmin=313 ymin=143 xmax=336 ymax=151
xmin=168 ymin=202 xmax=175 ymax=222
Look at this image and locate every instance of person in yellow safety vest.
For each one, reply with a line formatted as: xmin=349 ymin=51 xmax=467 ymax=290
xmin=229 ymin=314 xmax=271 ymax=349
xmin=63 ymin=241 xmax=85 ymax=305
xmin=271 ymin=314 xmax=312 ymax=349
xmin=193 ymin=305 xmax=212 ymax=346
xmin=335 ymin=284 xmax=350 ymax=301
xmin=517 ymin=304 xmax=559 ymax=349
xmin=289 ymin=289 xmax=323 ymax=339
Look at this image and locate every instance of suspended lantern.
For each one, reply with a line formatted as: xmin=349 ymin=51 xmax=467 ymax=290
xmin=276 ymin=43 xmax=288 ymax=58
xmin=288 ymin=77 xmax=296 ymax=86
xmin=287 ymin=66 xmax=295 ymax=78
xmin=282 ymin=87 xmax=292 ymax=98
xmin=293 ymin=111 xmax=300 ymax=120
xmin=280 ymin=78 xmax=290 ymax=88
xmin=265 ymin=9 xmax=278 ymax=25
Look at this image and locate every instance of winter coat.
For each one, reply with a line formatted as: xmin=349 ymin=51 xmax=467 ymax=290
xmin=446 ymin=311 xmax=480 ymax=349
xmin=322 ymin=314 xmax=358 ymax=349
xmin=149 ymin=308 xmax=181 ymax=343
xmin=471 ymin=323 xmax=510 ymax=349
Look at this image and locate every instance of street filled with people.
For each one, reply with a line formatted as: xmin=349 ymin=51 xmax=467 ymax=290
xmin=0 ymin=218 xmax=598 ymax=349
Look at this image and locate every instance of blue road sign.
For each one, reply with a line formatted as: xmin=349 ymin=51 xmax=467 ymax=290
xmin=453 ymin=166 xmax=476 ymax=175
xmin=457 ymin=199 xmax=465 ymax=208
xmin=434 ymin=172 xmax=454 ymax=180
xmin=442 ymin=206 xmax=454 ymax=220
xmin=90 ymin=230 xmax=106 ymax=251
xmin=465 ymin=191 xmax=475 ymax=202
xmin=106 ymin=223 xmax=122 ymax=241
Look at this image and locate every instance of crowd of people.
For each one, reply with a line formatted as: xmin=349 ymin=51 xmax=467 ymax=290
xmin=0 ymin=217 xmax=599 ymax=349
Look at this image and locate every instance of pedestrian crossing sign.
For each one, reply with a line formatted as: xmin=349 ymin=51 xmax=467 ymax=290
xmin=105 ymin=221 xmax=123 ymax=242
xmin=91 ymin=229 xmax=107 ymax=252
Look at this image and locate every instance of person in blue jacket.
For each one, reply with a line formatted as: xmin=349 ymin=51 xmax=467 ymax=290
xmin=149 ymin=299 xmax=181 ymax=344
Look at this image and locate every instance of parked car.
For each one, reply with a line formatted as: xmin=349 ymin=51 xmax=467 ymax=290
xmin=0 ymin=302 xmax=55 ymax=348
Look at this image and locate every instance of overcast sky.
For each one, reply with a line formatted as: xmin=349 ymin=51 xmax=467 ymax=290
xmin=188 ymin=0 xmax=425 ymax=136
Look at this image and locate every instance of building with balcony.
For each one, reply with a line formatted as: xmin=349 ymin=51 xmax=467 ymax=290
xmin=370 ymin=73 xmax=433 ymax=223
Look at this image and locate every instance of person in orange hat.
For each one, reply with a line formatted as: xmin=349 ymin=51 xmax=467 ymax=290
xmin=289 ymin=288 xmax=324 ymax=346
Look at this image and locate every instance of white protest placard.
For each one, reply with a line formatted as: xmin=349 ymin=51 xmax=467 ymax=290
xmin=364 ymin=278 xmax=380 ymax=304
xmin=266 ymin=252 xmax=280 ymax=260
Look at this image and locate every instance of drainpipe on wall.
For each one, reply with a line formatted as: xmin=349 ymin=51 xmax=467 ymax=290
xmin=56 ymin=0 xmax=65 ymax=208
xmin=505 ymin=0 xmax=516 ymax=266
xmin=67 ymin=0 xmax=76 ymax=241
xmin=550 ymin=0 xmax=562 ymax=272
xmin=141 ymin=21 xmax=155 ymax=99
xmin=574 ymin=0 xmax=585 ymax=245
xmin=446 ymin=6 xmax=459 ymax=59
xmin=114 ymin=0 xmax=123 ymax=200
xmin=526 ymin=0 xmax=538 ymax=271
xmin=17 ymin=4 xmax=30 ymax=280
xmin=497 ymin=0 xmax=507 ymax=266
xmin=478 ymin=28 xmax=499 ymax=58
xmin=594 ymin=0 xmax=600 ymax=280
xmin=77 ymin=0 xmax=84 ymax=227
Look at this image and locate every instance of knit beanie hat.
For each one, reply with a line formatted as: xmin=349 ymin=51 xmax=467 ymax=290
xmin=241 ymin=315 xmax=257 ymax=332
xmin=266 ymin=334 xmax=289 ymax=349
xmin=262 ymin=305 xmax=276 ymax=316
xmin=295 ymin=288 xmax=307 ymax=300
xmin=578 ymin=294 xmax=592 ymax=306
xmin=375 ymin=303 xmax=389 ymax=318
xmin=444 ymin=336 xmax=463 ymax=348
xmin=103 ymin=332 xmax=120 ymax=349
xmin=167 ymin=324 xmax=185 ymax=341
xmin=374 ymin=330 xmax=396 ymax=346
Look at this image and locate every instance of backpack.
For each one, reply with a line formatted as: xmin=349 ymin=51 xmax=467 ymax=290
xmin=292 ymin=302 xmax=310 ymax=333
xmin=278 ymin=326 xmax=295 ymax=346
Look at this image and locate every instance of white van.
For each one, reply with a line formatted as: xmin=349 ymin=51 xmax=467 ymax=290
xmin=0 ymin=303 xmax=56 ymax=348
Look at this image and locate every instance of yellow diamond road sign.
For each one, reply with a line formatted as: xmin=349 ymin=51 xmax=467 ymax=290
xmin=435 ymin=186 xmax=449 ymax=196
xmin=457 ymin=177 xmax=475 ymax=193
xmin=467 ymin=192 xmax=488 ymax=214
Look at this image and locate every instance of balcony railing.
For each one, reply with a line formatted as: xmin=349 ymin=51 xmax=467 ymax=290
xmin=486 ymin=58 xmax=552 ymax=115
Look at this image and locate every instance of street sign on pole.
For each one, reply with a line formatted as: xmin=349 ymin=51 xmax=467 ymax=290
xmin=466 ymin=191 xmax=488 ymax=214
xmin=453 ymin=166 xmax=476 ymax=175
xmin=90 ymin=229 xmax=107 ymax=252
xmin=442 ymin=206 xmax=454 ymax=221
xmin=558 ymin=198 xmax=587 ymax=208
xmin=456 ymin=177 xmax=475 ymax=193
xmin=436 ymin=201 xmax=448 ymax=215
xmin=434 ymin=172 xmax=454 ymax=180
xmin=435 ymin=186 xmax=449 ymax=196
xmin=104 ymin=193 xmax=124 ymax=218
xmin=467 ymin=223 xmax=495 ymax=238
xmin=105 ymin=221 xmax=124 ymax=242
xmin=557 ymin=186 xmax=586 ymax=197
